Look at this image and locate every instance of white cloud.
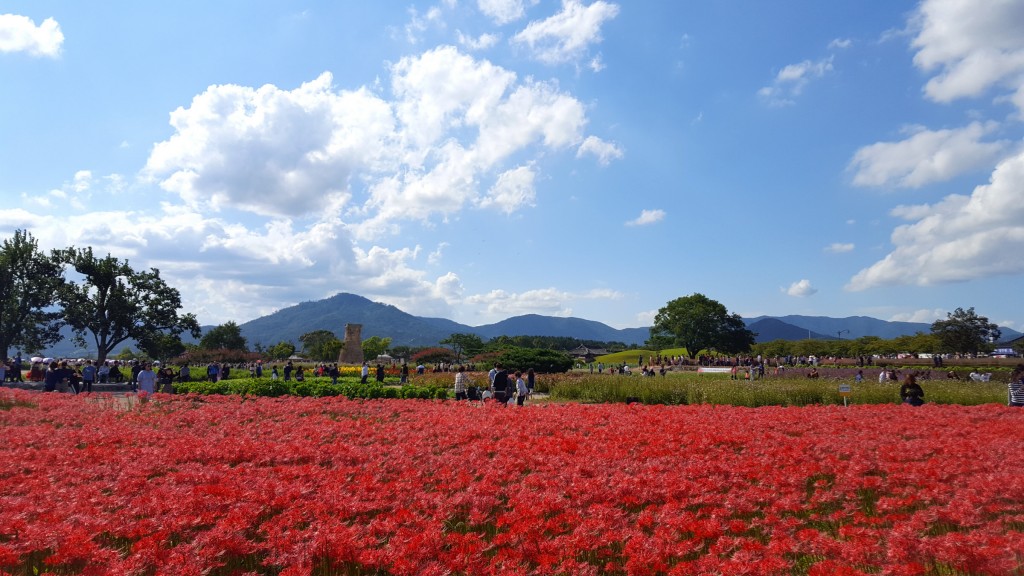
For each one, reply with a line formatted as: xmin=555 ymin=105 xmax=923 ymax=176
xmin=145 ymin=73 xmax=391 ymax=218
xmin=889 ymin=309 xmax=946 ymax=323
xmin=785 ymin=279 xmax=818 ymax=297
xmin=576 ymin=135 xmax=623 ymax=165
xmin=477 ymin=0 xmax=536 ymax=25
xmin=428 ymin=242 xmax=449 ymax=265
xmin=147 ymin=46 xmax=596 ymax=241
xmin=911 ymin=0 xmax=1024 ymax=112
xmin=825 ymin=243 xmax=855 ymax=253
xmin=848 ymin=121 xmax=1011 ymax=188
xmin=997 ymin=319 xmax=1020 ymax=331
xmin=0 ymin=14 xmax=63 ymax=57
xmin=588 ymin=54 xmax=605 ymax=72
xmin=625 ymin=209 xmax=665 ymax=226
xmin=478 ymin=165 xmax=536 ymax=213
xmin=465 ymin=287 xmax=621 ymax=320
xmin=635 ymin=309 xmax=657 ymax=327
xmin=758 ymin=56 xmax=833 ymax=106
xmin=847 ymin=149 xmax=1024 ymax=290
xmin=0 ymin=208 xmax=38 ymax=230
xmin=456 ymin=30 xmax=500 ymax=50
xmin=828 ymin=38 xmax=853 ymax=50
xmin=512 ymin=0 xmax=620 ymax=66
xmin=403 ymin=6 xmax=444 ymax=44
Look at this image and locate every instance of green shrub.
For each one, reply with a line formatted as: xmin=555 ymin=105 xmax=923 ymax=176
xmin=497 ymin=348 xmax=573 ymax=373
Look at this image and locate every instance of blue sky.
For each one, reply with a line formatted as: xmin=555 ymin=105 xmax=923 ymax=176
xmin=3 ymin=1 xmax=1023 ymax=333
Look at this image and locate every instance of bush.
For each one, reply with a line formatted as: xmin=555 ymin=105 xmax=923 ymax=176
xmin=497 ymin=348 xmax=573 ymax=374
xmin=175 ymin=376 xmax=449 ymax=401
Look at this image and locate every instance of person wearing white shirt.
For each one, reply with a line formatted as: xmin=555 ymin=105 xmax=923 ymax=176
xmin=136 ymin=363 xmax=158 ymax=394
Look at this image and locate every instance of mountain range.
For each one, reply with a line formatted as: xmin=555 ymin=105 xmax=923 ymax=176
xmin=31 ymin=292 xmax=1022 ymax=357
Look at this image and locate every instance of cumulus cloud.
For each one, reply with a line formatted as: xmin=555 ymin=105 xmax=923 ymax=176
xmin=0 ymin=14 xmax=63 ymax=57
xmin=512 ymin=0 xmax=620 ymax=66
xmin=477 ymin=0 xmax=536 ymax=25
xmin=758 ymin=56 xmax=833 ymax=106
xmin=847 ymin=149 xmax=1024 ymax=290
xmin=825 ymin=243 xmax=855 ymax=253
xmin=478 ymin=165 xmax=536 ymax=213
xmin=911 ymin=0 xmax=1024 ymax=112
xmin=828 ymin=38 xmax=853 ymax=50
xmin=625 ymin=209 xmax=665 ymax=226
xmin=16 ymin=196 xmax=474 ymax=326
xmin=576 ymin=135 xmax=623 ymax=165
xmin=466 ymin=287 xmax=621 ymax=319
xmin=848 ymin=122 xmax=1012 ymax=188
xmin=785 ymin=279 xmax=818 ymax=297
xmin=147 ymin=46 xmax=595 ymax=241
xmin=145 ymin=73 xmax=390 ymax=218
xmin=124 ymin=44 xmax=613 ymax=323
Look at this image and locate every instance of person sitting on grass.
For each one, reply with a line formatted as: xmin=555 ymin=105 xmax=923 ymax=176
xmin=900 ymin=374 xmax=925 ymax=407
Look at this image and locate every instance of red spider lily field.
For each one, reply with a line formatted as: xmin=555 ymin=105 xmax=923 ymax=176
xmin=1 ymin=389 xmax=1022 ymax=575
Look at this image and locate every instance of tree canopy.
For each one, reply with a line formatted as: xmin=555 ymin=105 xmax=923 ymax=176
xmin=931 ymin=307 xmax=1001 ymax=356
xmin=267 ymin=341 xmax=297 ymax=360
xmin=57 ymin=247 xmax=200 ymax=363
xmin=362 ymin=336 xmax=392 ymax=362
xmin=299 ymin=330 xmax=343 ymax=362
xmin=649 ymin=294 xmax=755 ymax=358
xmin=200 ymin=321 xmax=248 ymax=351
xmin=440 ymin=333 xmax=485 ymax=362
xmin=0 ymin=230 xmax=65 ymax=359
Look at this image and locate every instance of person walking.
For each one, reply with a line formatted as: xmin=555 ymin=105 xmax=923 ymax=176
xmin=515 ymin=371 xmax=529 ymax=406
xmin=454 ymin=365 xmax=470 ymax=400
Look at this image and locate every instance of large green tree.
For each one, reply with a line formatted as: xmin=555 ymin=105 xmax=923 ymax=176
xmin=299 ymin=330 xmax=343 ymax=362
xmin=649 ymin=293 xmax=755 ymax=358
xmin=200 ymin=321 xmax=248 ymax=351
xmin=57 ymin=247 xmax=200 ymax=364
xmin=137 ymin=332 xmax=187 ymax=362
xmin=931 ymin=307 xmax=1001 ymax=356
xmin=440 ymin=333 xmax=485 ymax=362
xmin=267 ymin=341 xmax=296 ymax=360
xmin=0 ymin=230 xmax=66 ymax=359
xmin=362 ymin=335 xmax=392 ymax=362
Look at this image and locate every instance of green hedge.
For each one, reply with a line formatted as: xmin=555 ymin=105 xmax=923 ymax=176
xmin=175 ymin=377 xmax=449 ymax=400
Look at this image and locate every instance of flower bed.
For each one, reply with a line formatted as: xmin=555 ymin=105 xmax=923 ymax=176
xmin=1 ymin=390 xmax=1022 ymax=575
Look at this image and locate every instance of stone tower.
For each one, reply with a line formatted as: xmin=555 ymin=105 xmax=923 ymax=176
xmin=338 ymin=323 xmax=364 ymax=365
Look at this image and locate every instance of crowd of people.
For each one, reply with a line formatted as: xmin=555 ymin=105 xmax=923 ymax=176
xmin=4 ymin=355 xmax=1023 ymax=408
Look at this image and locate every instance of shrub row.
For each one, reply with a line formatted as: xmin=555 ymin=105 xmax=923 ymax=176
xmin=175 ymin=377 xmax=449 ymax=400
